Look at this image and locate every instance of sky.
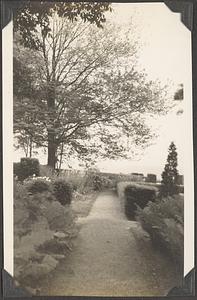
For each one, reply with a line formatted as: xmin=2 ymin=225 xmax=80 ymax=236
xmin=13 ymin=3 xmax=192 ymax=179
xmin=98 ymin=3 xmax=192 ymax=178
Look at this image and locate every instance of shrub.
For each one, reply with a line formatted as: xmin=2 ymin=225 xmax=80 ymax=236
xmin=53 ymin=170 xmax=89 ymax=193
xmin=14 ymin=175 xmax=76 ymax=290
xmin=40 ymin=165 xmax=56 ymax=178
xmin=37 ymin=238 xmax=69 ymax=255
xmin=91 ymin=174 xmax=103 ymax=191
xmin=146 ymin=174 xmax=157 ymax=183
xmin=14 ymin=179 xmax=28 ymax=202
xmin=63 ymin=172 xmax=85 ymax=192
xmin=176 ymin=185 xmax=184 ymax=194
xmin=124 ymin=183 xmax=158 ymax=219
xmin=159 ymin=183 xmax=179 ymax=198
xmin=101 ymin=176 xmax=114 ymax=189
xmin=25 ymin=178 xmax=51 ymax=194
xmin=42 ymin=200 xmax=74 ymax=230
xmin=136 ymin=195 xmax=184 ymax=264
xmin=14 ymin=158 xmax=40 ymax=181
xmin=14 ymin=162 xmax=21 ymax=178
xmin=84 ymin=173 xmax=114 ymax=191
xmin=14 ymin=180 xmax=32 ymax=237
xmin=52 ymin=179 xmax=72 ymax=205
xmin=25 ymin=194 xmax=44 ymax=222
xmin=83 ymin=173 xmax=101 ymax=191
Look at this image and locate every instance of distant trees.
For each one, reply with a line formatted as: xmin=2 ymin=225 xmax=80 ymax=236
xmin=160 ymin=142 xmax=179 ymax=196
xmin=13 ymin=3 xmax=171 ymax=169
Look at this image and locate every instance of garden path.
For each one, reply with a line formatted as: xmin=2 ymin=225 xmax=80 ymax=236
xmin=41 ymin=190 xmax=182 ymax=296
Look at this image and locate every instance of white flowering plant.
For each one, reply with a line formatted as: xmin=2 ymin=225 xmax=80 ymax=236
xmin=24 ymin=175 xmax=52 ymax=183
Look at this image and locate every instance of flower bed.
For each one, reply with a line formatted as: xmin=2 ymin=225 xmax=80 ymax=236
xmin=14 ymin=177 xmax=75 ymax=294
xmin=14 ymin=172 xmax=98 ymax=294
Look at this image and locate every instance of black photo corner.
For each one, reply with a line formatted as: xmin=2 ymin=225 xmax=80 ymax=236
xmin=1 ymin=0 xmax=197 ymax=298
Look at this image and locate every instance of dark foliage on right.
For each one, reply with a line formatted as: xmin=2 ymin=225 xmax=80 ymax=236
xmin=136 ymin=194 xmax=184 ymax=266
xmin=160 ymin=142 xmax=179 ymax=197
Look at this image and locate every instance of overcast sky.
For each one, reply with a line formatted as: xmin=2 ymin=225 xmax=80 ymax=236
xmin=98 ymin=3 xmax=192 ymax=178
xmin=14 ymin=3 xmax=192 ymax=179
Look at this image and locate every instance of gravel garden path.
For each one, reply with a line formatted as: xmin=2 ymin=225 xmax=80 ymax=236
xmin=41 ymin=190 xmax=182 ymax=296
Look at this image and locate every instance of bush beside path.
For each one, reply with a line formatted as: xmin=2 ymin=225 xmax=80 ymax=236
xmin=14 ymin=174 xmax=98 ymax=294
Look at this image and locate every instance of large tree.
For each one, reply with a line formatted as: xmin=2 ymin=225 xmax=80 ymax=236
xmin=14 ymin=4 xmax=171 ymax=169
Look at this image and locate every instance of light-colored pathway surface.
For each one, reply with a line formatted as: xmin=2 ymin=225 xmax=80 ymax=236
xmin=41 ymin=191 xmax=182 ymax=296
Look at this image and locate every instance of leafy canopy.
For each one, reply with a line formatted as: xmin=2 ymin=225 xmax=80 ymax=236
xmin=13 ymin=5 xmax=172 ymax=168
xmin=13 ymin=17 xmax=171 ymax=167
xmin=14 ymin=1 xmax=112 ymax=49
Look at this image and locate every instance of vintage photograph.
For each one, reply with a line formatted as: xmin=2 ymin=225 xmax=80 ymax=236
xmin=10 ymin=1 xmax=193 ymax=296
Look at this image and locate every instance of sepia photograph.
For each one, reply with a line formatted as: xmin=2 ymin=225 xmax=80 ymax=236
xmin=2 ymin=0 xmax=195 ymax=297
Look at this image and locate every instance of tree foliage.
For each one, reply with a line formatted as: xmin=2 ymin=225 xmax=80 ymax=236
xmin=14 ymin=1 xmax=112 ymax=49
xmin=160 ymin=142 xmax=179 ymax=197
xmin=13 ymin=6 xmax=171 ymax=169
xmin=13 ymin=35 xmax=46 ymax=157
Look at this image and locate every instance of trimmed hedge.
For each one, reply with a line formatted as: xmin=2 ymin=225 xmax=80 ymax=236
xmin=145 ymin=174 xmax=157 ymax=183
xmin=14 ymin=158 xmax=40 ymax=181
xmin=124 ymin=183 xmax=158 ymax=219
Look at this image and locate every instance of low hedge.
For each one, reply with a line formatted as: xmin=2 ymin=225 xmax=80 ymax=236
xmin=124 ymin=183 xmax=158 ymax=219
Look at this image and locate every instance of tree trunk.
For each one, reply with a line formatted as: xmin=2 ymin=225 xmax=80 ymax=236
xmin=58 ymin=142 xmax=64 ymax=170
xmin=47 ymin=83 xmax=57 ymax=169
xmin=29 ymin=136 xmax=32 ymax=158
xmin=47 ymin=137 xmax=56 ymax=169
xmin=46 ymin=32 xmax=58 ymax=169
